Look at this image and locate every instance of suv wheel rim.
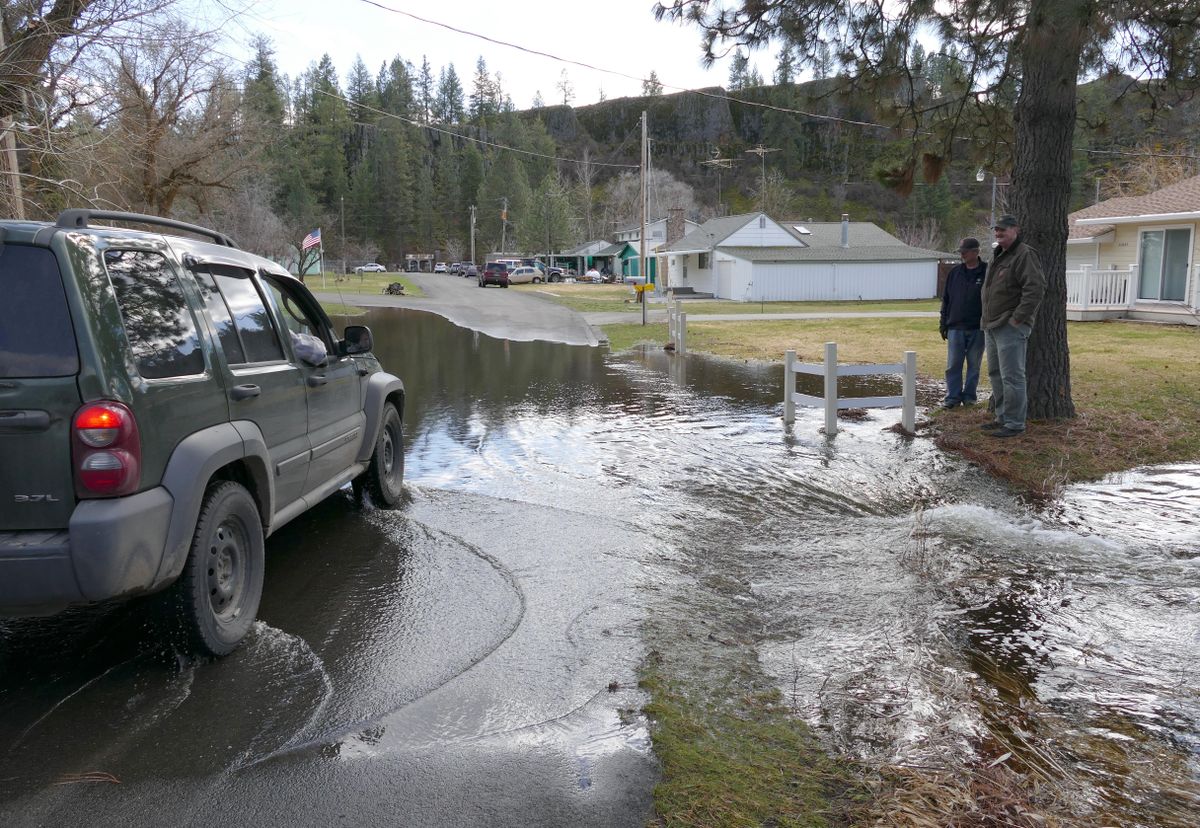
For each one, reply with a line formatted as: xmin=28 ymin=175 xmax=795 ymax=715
xmin=208 ymin=519 xmax=247 ymax=620
xmin=381 ymin=424 xmax=395 ymax=476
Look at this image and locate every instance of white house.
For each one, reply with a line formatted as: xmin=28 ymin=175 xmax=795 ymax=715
xmin=658 ymin=212 xmax=948 ymax=301
xmin=1067 ymin=175 xmax=1200 ymax=324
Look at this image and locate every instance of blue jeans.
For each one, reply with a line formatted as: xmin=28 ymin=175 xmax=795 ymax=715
xmin=985 ymin=322 xmax=1032 ymax=431
xmin=944 ymin=329 xmax=984 ymax=405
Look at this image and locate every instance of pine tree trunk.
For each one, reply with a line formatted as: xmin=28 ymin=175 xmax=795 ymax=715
xmin=1010 ymin=0 xmax=1090 ymax=420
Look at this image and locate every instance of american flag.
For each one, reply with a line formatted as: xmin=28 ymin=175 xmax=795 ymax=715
xmin=301 ymin=228 xmax=321 ymax=250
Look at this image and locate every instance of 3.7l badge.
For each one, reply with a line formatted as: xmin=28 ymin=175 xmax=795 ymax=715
xmin=13 ymin=494 xmax=60 ymax=503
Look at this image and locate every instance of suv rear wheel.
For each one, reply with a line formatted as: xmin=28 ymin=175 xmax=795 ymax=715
xmin=164 ymin=481 xmax=264 ymax=657
xmin=363 ymin=402 xmax=404 ymax=507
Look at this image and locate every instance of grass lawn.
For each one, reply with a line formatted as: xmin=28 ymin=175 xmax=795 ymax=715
xmin=307 ymin=271 xmax=425 ymax=297
xmin=603 ymin=316 xmax=1200 ymax=495
xmin=518 ymin=284 xmax=941 ymax=317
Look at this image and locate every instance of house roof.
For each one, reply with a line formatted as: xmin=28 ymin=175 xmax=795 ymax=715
xmin=1068 ymin=174 xmax=1200 ymax=240
xmin=561 ymin=239 xmax=611 ymax=255
xmin=721 ymin=245 xmax=948 ymax=262
xmin=658 ymin=213 xmax=759 ymax=253
xmin=596 ymin=241 xmax=631 ymax=256
xmin=615 ymin=217 xmax=699 ymax=234
xmin=660 ymin=213 xmax=953 ymax=259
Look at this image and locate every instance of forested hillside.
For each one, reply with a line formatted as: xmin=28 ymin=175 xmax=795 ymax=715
xmin=7 ymin=12 xmax=1198 ymax=269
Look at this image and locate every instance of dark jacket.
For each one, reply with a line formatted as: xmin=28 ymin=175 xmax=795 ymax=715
xmin=940 ymin=261 xmax=986 ymax=330
xmin=981 ymin=237 xmax=1046 ymax=329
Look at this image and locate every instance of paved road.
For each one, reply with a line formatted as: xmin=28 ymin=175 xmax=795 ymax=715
xmin=316 ymin=272 xmax=603 ymax=347
xmin=318 ymin=275 xmax=939 ymax=347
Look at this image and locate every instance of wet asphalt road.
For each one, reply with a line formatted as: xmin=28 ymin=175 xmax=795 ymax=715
xmin=0 ymin=292 xmax=653 ymax=827
xmin=314 ymin=271 xmax=603 ymax=346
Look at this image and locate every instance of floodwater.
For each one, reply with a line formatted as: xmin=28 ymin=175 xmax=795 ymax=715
xmin=2 ymin=307 xmax=1197 ymax=826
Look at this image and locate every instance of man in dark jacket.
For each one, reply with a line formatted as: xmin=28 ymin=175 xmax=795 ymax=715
xmin=939 ymin=237 xmax=986 ymax=408
xmin=980 ymin=215 xmax=1046 ymax=438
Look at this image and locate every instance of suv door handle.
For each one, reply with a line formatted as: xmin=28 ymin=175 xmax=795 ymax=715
xmin=356 ymin=367 xmax=369 ymax=377
xmin=307 ymin=375 xmax=328 ymax=387
xmin=231 ymin=384 xmax=261 ymax=400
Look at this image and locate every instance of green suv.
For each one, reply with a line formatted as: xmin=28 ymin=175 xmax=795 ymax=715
xmin=0 ymin=210 xmax=405 ymax=656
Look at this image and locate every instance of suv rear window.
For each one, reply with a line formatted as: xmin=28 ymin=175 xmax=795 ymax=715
xmin=0 ymin=245 xmax=78 ymax=378
xmin=105 ymin=249 xmax=205 ymax=379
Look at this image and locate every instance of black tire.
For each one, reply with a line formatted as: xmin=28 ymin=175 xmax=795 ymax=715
xmin=532 ymin=276 xmax=542 ymax=284
xmin=365 ymin=402 xmax=404 ymax=507
xmin=165 ymin=481 xmax=264 ymax=657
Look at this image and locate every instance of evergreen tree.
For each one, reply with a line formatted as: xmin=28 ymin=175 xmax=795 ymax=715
xmin=728 ymin=50 xmax=750 ymax=89
xmin=642 ymin=71 xmax=663 ymax=96
xmin=470 ymin=57 xmax=494 ymax=120
xmin=417 ymin=56 xmax=434 ymax=123
xmin=774 ymin=48 xmax=795 ymax=85
xmin=435 ymin=64 xmax=465 ymax=123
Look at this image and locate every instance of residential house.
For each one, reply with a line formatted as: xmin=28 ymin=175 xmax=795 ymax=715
xmin=658 ymin=212 xmax=949 ymax=301
xmin=1067 ymin=175 xmax=1200 ymax=324
xmin=609 ymin=214 xmax=701 ymax=280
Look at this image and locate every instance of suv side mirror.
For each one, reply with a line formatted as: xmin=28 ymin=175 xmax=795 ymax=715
xmin=342 ymin=325 xmax=373 ymax=355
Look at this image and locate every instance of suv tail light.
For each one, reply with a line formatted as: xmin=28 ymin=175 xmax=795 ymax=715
xmin=72 ymin=401 xmax=141 ymax=497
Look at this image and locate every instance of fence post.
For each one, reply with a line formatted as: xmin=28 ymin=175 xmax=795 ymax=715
xmin=678 ymin=311 xmax=687 ymax=354
xmin=902 ymin=350 xmax=916 ymax=433
xmin=1079 ymin=264 xmax=1092 ymax=310
xmin=783 ymin=349 xmax=795 ymax=424
xmin=823 ymin=342 xmax=838 ymax=435
xmin=1127 ymin=265 xmax=1138 ymax=308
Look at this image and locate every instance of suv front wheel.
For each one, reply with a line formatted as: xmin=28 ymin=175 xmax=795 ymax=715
xmin=362 ymin=402 xmax=404 ymax=507
xmin=165 ymin=481 xmax=265 ymax=657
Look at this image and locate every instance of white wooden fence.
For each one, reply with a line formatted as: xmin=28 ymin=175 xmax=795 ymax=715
xmin=783 ymin=343 xmax=916 ymax=435
xmin=667 ymin=300 xmax=687 ymax=354
xmin=1065 ymin=265 xmax=1135 ymax=310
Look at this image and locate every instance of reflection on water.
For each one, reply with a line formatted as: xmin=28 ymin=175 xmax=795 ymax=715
xmin=369 ymin=307 xmax=1200 ymax=826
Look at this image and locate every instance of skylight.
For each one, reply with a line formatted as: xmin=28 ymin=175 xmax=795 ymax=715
xmin=793 ymin=225 xmax=811 ymax=234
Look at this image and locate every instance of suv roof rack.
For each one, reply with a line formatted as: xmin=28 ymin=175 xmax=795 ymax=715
xmin=55 ymin=209 xmax=239 ymax=248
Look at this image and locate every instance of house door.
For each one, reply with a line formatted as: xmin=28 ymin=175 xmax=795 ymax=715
xmin=1138 ymin=228 xmax=1190 ymax=301
xmin=717 ymin=260 xmax=733 ymax=298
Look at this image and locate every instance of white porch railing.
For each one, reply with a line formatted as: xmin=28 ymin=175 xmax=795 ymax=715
xmin=667 ymin=300 xmax=687 ymax=354
xmin=783 ymin=343 xmax=916 ymax=436
xmin=1065 ymin=264 xmax=1136 ymax=311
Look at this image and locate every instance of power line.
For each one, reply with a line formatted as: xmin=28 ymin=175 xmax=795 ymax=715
xmin=324 ymin=89 xmax=637 ymax=169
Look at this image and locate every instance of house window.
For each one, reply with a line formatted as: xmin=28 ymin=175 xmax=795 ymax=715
xmin=1138 ymin=228 xmax=1191 ymax=301
xmin=698 ymin=252 xmax=710 ymax=269
xmin=759 ymin=216 xmax=766 ymax=228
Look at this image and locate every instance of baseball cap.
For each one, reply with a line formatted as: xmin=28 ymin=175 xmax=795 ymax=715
xmin=957 ymin=237 xmax=980 ymax=252
xmin=993 ymin=214 xmax=1019 ymax=229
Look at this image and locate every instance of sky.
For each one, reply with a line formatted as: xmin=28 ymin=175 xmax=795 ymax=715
xmin=195 ymin=0 xmax=777 ymax=108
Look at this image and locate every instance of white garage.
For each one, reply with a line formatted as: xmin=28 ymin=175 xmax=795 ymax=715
xmin=659 ymin=213 xmax=948 ymax=301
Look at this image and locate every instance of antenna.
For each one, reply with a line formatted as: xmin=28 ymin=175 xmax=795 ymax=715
xmin=744 ymin=144 xmax=781 ymax=212
xmin=700 ymin=150 xmax=738 ymax=216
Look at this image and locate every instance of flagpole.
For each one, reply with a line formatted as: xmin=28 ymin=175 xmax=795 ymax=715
xmin=320 ymin=229 xmax=325 ymax=289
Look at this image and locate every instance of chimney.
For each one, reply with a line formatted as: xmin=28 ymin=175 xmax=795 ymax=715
xmin=666 ymin=207 xmax=686 ymax=246
xmin=840 ymin=213 xmax=850 ymax=248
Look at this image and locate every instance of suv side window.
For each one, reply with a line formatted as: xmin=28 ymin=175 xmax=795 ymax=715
xmin=0 ymin=245 xmax=78 ymax=378
xmin=104 ymin=249 xmax=205 ymax=379
xmin=194 ymin=266 xmax=284 ymax=364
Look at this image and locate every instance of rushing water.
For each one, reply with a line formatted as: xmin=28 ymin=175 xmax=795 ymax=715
xmin=377 ymin=307 xmax=1200 ymax=826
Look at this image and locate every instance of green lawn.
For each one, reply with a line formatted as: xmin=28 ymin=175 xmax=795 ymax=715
xmin=307 ymin=271 xmax=425 ymax=297
xmin=516 ymin=284 xmax=939 ymax=317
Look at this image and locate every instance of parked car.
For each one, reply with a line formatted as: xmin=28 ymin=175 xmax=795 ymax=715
xmin=448 ymin=263 xmax=461 ymax=275
xmin=479 ymin=261 xmax=509 ymax=287
xmin=506 ymin=266 xmax=544 ymax=285
xmin=0 ymin=209 xmax=406 ymax=657
xmin=463 ymin=263 xmax=478 ymax=278
xmin=356 ymin=262 xmax=386 ymax=273
xmin=434 ymin=262 xmax=447 ymax=273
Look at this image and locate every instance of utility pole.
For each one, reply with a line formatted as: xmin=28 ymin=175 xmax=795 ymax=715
xmin=470 ymin=205 xmax=476 ymax=264
xmin=640 ymin=110 xmax=648 ymax=326
xmin=745 ymin=144 xmax=780 ymax=212
xmin=340 ymin=196 xmax=347 ymax=280
xmin=500 ymin=197 xmax=509 ymax=254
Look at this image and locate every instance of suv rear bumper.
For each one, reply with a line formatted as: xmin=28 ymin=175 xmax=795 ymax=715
xmin=0 ymin=487 xmax=173 ymax=615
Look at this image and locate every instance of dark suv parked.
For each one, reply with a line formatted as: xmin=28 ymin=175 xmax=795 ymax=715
xmin=0 ymin=210 xmax=406 ymax=656
xmin=479 ymin=261 xmax=509 ymax=288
